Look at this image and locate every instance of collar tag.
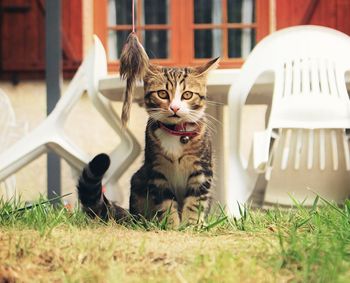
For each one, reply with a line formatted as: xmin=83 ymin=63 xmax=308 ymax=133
xmin=180 ymin=136 xmax=190 ymax=144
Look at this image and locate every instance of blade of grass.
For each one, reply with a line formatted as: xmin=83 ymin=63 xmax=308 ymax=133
xmin=11 ymin=192 xmax=72 ymax=213
xmin=204 ymin=215 xmax=228 ymax=231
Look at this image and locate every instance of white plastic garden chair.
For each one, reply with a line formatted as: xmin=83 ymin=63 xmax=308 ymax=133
xmin=0 ymin=36 xmax=141 ymax=204
xmin=227 ymin=25 xmax=350 ymax=216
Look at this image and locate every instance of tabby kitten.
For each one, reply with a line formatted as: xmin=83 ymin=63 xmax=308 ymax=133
xmin=77 ymin=33 xmax=219 ymax=227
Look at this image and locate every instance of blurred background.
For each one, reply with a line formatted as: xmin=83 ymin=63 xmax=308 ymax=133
xmin=0 ymin=0 xmax=349 ymax=204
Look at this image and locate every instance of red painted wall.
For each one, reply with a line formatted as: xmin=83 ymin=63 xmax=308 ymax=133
xmin=277 ymin=0 xmax=350 ymax=35
xmin=0 ymin=0 xmax=82 ymax=80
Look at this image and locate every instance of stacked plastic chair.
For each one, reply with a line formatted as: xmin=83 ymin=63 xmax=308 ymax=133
xmin=0 ymin=36 xmax=141 ymax=204
xmin=227 ymin=26 xmax=350 ymax=216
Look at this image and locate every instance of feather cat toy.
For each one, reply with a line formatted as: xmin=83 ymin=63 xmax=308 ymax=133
xmin=119 ymin=32 xmax=149 ymax=126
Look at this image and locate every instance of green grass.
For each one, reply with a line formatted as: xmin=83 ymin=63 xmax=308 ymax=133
xmin=0 ymin=196 xmax=350 ymax=282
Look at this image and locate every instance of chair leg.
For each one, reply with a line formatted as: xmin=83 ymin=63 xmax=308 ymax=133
xmin=227 ymin=154 xmax=259 ymax=217
xmin=228 ymin=92 xmax=259 ymax=217
xmin=0 ymin=128 xmax=48 ymax=182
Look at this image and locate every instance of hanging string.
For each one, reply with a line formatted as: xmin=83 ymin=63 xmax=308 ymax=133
xmin=132 ymin=0 xmax=135 ymax=33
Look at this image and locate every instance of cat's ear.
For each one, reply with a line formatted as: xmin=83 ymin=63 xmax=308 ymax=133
xmin=193 ymin=57 xmax=220 ymax=77
xmin=143 ymin=63 xmax=163 ymax=84
xmin=146 ymin=63 xmax=163 ymax=76
xmin=120 ymin=32 xmax=149 ymax=127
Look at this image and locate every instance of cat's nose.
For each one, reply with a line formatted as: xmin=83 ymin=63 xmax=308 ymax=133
xmin=170 ymin=105 xmax=180 ymax=113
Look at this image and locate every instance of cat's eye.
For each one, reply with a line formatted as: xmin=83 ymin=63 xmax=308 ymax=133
xmin=157 ymin=90 xmax=169 ymax=99
xmin=182 ymin=91 xmax=193 ymax=100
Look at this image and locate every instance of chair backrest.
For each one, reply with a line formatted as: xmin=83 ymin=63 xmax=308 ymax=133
xmin=86 ymin=35 xmax=108 ymax=104
xmin=49 ymin=42 xmax=98 ymax=125
xmin=231 ymin=26 xmax=350 ymax=128
xmin=239 ymin=25 xmax=350 ymax=86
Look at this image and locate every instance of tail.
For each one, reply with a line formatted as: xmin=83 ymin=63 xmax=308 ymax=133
xmin=119 ymin=32 xmax=149 ymax=127
xmin=77 ymin=153 xmax=128 ymax=221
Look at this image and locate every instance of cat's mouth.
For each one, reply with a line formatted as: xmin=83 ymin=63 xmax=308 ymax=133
xmin=160 ymin=123 xmax=182 ymax=131
xmin=158 ymin=121 xmax=199 ymax=137
xmin=168 ymin=114 xmax=180 ymax=118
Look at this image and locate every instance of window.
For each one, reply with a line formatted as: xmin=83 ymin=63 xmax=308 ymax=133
xmin=106 ymin=0 xmax=172 ymax=61
xmin=94 ymin=0 xmax=269 ymax=70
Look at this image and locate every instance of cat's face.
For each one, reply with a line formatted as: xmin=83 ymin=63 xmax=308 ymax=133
xmin=143 ymin=58 xmax=219 ymax=125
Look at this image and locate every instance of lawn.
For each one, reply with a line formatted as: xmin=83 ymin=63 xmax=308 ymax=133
xmin=0 ymin=196 xmax=349 ymax=283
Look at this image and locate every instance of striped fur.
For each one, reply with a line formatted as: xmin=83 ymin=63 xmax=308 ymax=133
xmin=77 ymin=154 xmax=128 ymax=221
xmin=77 ymin=57 xmax=220 ymax=227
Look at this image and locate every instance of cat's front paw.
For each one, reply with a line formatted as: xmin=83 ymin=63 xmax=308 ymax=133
xmin=181 ymin=196 xmax=208 ymax=226
xmin=165 ymin=212 xmax=180 ymax=229
xmin=181 ymin=210 xmax=205 ymax=226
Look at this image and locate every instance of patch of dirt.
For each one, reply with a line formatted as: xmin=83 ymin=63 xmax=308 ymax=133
xmin=0 ymin=227 xmax=280 ymax=282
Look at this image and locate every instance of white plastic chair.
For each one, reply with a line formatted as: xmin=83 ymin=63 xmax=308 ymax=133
xmin=0 ymin=36 xmax=141 ymax=204
xmin=227 ymin=25 xmax=350 ymax=216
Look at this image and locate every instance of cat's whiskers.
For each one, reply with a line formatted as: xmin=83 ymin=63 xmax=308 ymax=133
xmin=148 ymin=109 xmax=167 ymax=115
xmin=185 ymin=115 xmax=201 ymax=128
xmin=202 ymin=114 xmax=220 ymax=135
xmin=185 ymin=112 xmax=202 ymax=125
xmin=204 ymin=120 xmax=217 ymax=135
xmin=147 ymin=118 xmax=159 ymax=127
xmin=206 ymin=100 xmax=224 ymax=106
xmin=194 ymin=116 xmax=216 ymax=135
xmin=184 ymin=112 xmax=216 ymax=136
xmin=187 ymin=110 xmax=217 ymax=135
xmin=147 ymin=108 xmax=167 ymax=113
xmin=204 ymin=112 xmax=222 ymax=126
xmin=187 ymin=110 xmax=206 ymax=123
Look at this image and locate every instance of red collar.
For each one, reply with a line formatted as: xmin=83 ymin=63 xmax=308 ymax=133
xmin=158 ymin=121 xmax=199 ymax=137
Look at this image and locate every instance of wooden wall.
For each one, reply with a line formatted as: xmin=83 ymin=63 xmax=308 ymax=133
xmin=277 ymin=0 xmax=350 ymax=35
xmin=0 ymin=0 xmax=82 ymax=81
